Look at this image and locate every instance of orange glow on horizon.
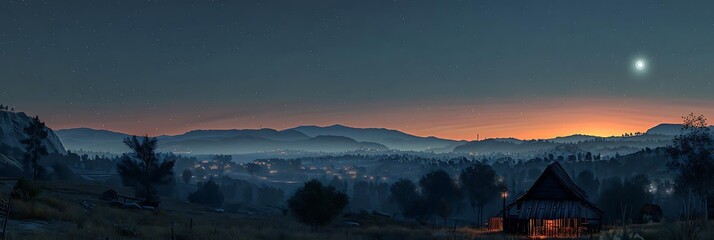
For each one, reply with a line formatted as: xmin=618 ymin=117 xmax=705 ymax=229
xmin=48 ymin=97 xmax=714 ymax=141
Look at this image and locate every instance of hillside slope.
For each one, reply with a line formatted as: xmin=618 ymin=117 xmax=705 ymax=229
xmin=0 ymin=111 xmax=66 ymax=154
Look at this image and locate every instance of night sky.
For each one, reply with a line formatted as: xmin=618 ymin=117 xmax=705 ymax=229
xmin=2 ymin=1 xmax=714 ymax=140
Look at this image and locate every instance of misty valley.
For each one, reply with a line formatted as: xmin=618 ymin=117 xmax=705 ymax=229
xmin=0 ymin=109 xmax=711 ymax=239
xmin=3 ymin=1 xmax=714 ymax=239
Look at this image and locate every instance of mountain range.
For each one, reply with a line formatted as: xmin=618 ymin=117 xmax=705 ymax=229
xmin=53 ymin=123 xmax=694 ymax=155
xmin=56 ymin=127 xmax=390 ymax=154
xmin=55 ymin=124 xmax=469 ymax=154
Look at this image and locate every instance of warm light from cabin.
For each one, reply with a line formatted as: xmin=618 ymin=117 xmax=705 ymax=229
xmin=528 ymin=218 xmax=584 ymax=238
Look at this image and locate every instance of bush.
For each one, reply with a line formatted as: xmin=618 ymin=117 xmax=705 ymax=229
xmin=287 ymin=179 xmax=348 ymax=231
xmin=51 ymin=163 xmax=77 ymax=181
xmin=188 ymin=179 xmax=224 ymax=208
xmin=12 ymin=179 xmax=41 ymax=201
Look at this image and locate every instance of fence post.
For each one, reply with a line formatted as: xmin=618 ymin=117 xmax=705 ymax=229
xmin=1 ymin=196 xmax=11 ymax=238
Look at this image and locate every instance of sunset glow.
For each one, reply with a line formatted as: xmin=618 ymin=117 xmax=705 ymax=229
xmin=47 ymin=97 xmax=714 ymax=140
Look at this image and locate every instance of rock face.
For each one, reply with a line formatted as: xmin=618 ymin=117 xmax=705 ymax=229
xmin=0 ymin=111 xmax=66 ymax=154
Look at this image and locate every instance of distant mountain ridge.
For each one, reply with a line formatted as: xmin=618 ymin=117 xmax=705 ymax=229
xmin=56 ymin=127 xmax=388 ymax=154
xmin=645 ymin=123 xmax=714 ymax=136
xmin=56 ymin=122 xmax=701 ymax=155
xmin=290 ymin=124 xmax=465 ymax=152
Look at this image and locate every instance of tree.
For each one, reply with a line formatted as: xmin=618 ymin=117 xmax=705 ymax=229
xmin=420 ymin=170 xmax=459 ymax=219
xmin=181 ymin=169 xmax=193 ymax=184
xmin=575 ymin=169 xmax=600 ymax=198
xmin=21 ymin=116 xmax=49 ymax=181
xmin=287 ymin=179 xmax=348 ymax=231
xmin=257 ymin=185 xmax=285 ymax=206
xmin=244 ymin=162 xmax=262 ymax=175
xmin=188 ymin=179 xmax=224 ymax=208
xmin=242 ymin=186 xmax=253 ymax=203
xmin=351 ymin=181 xmax=371 ymax=210
xmin=460 ymin=163 xmax=499 ymax=226
xmin=116 ymin=136 xmax=175 ymax=206
xmin=667 ymin=113 xmax=714 ymax=221
xmin=585 ymin=152 xmax=593 ymax=162
xmin=390 ymin=178 xmax=421 ymax=217
xmin=437 ymin=198 xmax=451 ymax=226
xmin=598 ymin=175 xmax=653 ymax=223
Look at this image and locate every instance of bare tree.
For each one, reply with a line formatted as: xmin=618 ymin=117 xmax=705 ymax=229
xmin=116 ymin=136 xmax=175 ymax=206
xmin=667 ymin=113 xmax=714 ymax=223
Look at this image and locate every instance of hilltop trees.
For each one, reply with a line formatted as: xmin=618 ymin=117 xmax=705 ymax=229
xmin=116 ymin=136 xmax=175 ymax=206
xmin=287 ymin=179 xmax=348 ymax=231
xmin=667 ymin=113 xmax=714 ymax=221
xmin=21 ymin=116 xmax=49 ymax=181
xmin=460 ymin=163 xmax=499 ymax=226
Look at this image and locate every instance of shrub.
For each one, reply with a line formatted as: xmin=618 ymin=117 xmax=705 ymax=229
xmin=188 ymin=179 xmax=224 ymax=208
xmin=287 ymin=179 xmax=348 ymax=231
xmin=12 ymin=179 xmax=41 ymax=201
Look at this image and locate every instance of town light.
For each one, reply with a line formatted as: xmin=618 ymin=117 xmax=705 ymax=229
xmin=501 ymin=186 xmax=508 ymax=230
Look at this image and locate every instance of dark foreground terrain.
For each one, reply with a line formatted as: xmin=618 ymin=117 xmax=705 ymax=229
xmin=0 ymin=180 xmax=711 ymax=240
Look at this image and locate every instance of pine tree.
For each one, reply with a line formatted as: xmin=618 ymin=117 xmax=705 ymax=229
xmin=20 ymin=116 xmax=49 ymax=181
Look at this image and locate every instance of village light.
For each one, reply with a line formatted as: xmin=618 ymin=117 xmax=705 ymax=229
xmin=501 ymin=186 xmax=508 ymax=229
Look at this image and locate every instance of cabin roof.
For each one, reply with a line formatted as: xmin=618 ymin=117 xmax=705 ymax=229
xmin=507 ymin=161 xmax=604 ymax=216
xmin=518 ymin=161 xmax=588 ymax=201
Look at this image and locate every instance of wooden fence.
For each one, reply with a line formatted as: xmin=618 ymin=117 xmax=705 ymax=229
xmin=0 ymin=196 xmax=11 ymax=238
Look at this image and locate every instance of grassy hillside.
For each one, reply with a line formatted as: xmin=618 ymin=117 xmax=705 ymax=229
xmin=0 ymin=180 xmax=439 ymax=240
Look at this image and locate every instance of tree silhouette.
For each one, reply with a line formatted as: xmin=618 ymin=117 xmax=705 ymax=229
xmin=116 ymin=136 xmax=175 ymax=206
xmin=188 ymin=179 xmax=224 ymax=208
xmin=419 ymin=170 xmax=459 ymax=219
xmin=242 ymin=186 xmax=253 ymax=203
xmin=459 ymin=163 xmax=499 ymax=226
xmin=437 ymin=198 xmax=451 ymax=226
xmin=598 ymin=174 xmax=653 ymax=222
xmin=244 ymin=162 xmax=262 ymax=175
xmin=389 ymin=178 xmax=421 ymax=217
xmin=351 ymin=181 xmax=371 ymax=210
xmin=667 ymin=113 xmax=714 ymax=221
xmin=21 ymin=116 xmax=49 ymax=181
xmin=257 ymin=185 xmax=284 ymax=206
xmin=585 ymin=152 xmax=593 ymax=162
xmin=181 ymin=168 xmax=193 ymax=184
xmin=575 ymin=169 xmax=600 ymax=198
xmin=287 ymin=179 xmax=348 ymax=231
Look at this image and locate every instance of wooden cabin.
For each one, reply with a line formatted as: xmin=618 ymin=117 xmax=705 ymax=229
xmin=501 ymin=161 xmax=604 ymax=238
xmin=639 ymin=204 xmax=663 ymax=223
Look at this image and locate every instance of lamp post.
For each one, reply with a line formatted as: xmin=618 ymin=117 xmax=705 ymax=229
xmin=501 ymin=187 xmax=508 ymax=231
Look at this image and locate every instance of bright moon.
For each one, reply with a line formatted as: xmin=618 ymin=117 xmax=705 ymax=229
xmin=634 ymin=59 xmax=646 ymax=71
